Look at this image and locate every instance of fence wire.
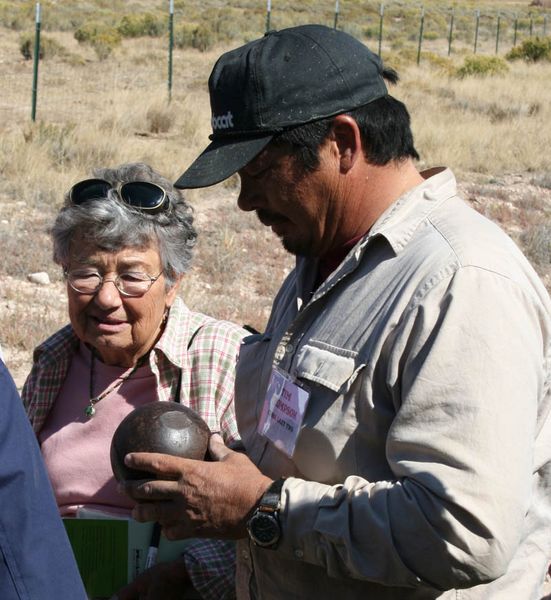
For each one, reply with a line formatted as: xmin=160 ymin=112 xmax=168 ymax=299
xmin=0 ymin=1 xmax=549 ymax=126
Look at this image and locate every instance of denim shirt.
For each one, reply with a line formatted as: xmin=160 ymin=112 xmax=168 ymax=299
xmin=235 ymin=168 xmax=551 ymax=599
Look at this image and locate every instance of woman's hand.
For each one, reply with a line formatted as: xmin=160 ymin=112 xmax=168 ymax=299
xmin=119 ymin=434 xmax=273 ymax=540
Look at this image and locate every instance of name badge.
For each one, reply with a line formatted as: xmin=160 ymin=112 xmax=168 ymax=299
xmin=257 ymin=366 xmax=310 ymax=457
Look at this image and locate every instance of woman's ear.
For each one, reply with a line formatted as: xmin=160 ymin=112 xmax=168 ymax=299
xmin=165 ymin=275 xmax=183 ymax=307
xmin=331 ymin=114 xmax=363 ymax=173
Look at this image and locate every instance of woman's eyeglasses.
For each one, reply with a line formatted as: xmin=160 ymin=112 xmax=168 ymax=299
xmin=65 ymin=269 xmax=163 ymax=297
xmin=68 ymin=178 xmax=169 ymax=214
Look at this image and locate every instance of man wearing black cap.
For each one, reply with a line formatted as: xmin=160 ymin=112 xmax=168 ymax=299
xmin=123 ymin=25 xmax=551 ymax=599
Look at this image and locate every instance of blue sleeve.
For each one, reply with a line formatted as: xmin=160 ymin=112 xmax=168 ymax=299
xmin=0 ymin=361 xmax=86 ymax=600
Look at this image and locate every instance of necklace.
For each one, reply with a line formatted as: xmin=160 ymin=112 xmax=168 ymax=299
xmin=86 ymin=352 xmax=143 ymax=418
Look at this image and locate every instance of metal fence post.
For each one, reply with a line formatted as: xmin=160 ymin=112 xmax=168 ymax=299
xmin=530 ymin=15 xmax=533 ymax=37
xmin=265 ymin=0 xmax=271 ymax=33
xmin=448 ymin=7 xmax=454 ymax=56
xmin=168 ymin=0 xmax=174 ymax=102
xmin=495 ymin=13 xmax=501 ymax=54
xmin=417 ymin=7 xmax=425 ymax=65
xmin=513 ymin=14 xmax=518 ymax=46
xmin=378 ymin=3 xmax=384 ymax=57
xmin=333 ymin=0 xmax=339 ymax=29
xmin=31 ymin=2 xmax=41 ymax=122
xmin=473 ymin=9 xmax=480 ymax=54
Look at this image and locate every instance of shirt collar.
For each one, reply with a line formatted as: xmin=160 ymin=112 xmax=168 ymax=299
xmin=367 ymin=167 xmax=456 ymax=255
xmin=154 ymin=296 xmax=190 ymax=369
xmin=297 ymin=167 xmax=458 ymax=301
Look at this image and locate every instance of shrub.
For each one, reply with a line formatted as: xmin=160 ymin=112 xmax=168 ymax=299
xmin=23 ymin=122 xmax=77 ymax=168
xmin=531 ymin=173 xmax=551 ymax=190
xmin=173 ymin=22 xmax=215 ymax=52
xmin=193 ymin=24 xmax=214 ymax=52
xmin=363 ymin=25 xmax=381 ymax=42
xmin=455 ymin=55 xmax=509 ymax=78
xmin=74 ymin=22 xmax=121 ymax=45
xmin=521 ymin=223 xmax=551 ymax=267
xmin=19 ymin=33 xmax=67 ymax=60
xmin=506 ymin=37 xmax=551 ymax=62
xmin=74 ymin=22 xmax=122 ymax=60
xmin=201 ymin=7 xmax=251 ymax=43
xmin=91 ymin=32 xmax=121 ymax=60
xmin=424 ymin=52 xmax=455 ymax=76
xmin=173 ymin=23 xmax=196 ymax=48
xmin=74 ymin=21 xmax=100 ymax=43
xmin=146 ymin=104 xmax=175 ymax=134
xmin=117 ymin=13 xmax=166 ymax=38
xmin=424 ymin=31 xmax=439 ymax=41
xmin=0 ymin=0 xmax=33 ymax=30
xmin=387 ymin=46 xmax=418 ymax=68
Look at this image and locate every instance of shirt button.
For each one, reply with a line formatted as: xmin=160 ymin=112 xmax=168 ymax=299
xmin=294 ymin=549 xmax=304 ymax=559
xmin=241 ymin=549 xmax=250 ymax=561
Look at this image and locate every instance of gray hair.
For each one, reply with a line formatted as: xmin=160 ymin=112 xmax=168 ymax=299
xmin=52 ymin=163 xmax=197 ymax=289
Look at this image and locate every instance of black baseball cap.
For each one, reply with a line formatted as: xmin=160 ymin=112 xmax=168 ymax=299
xmin=175 ymin=24 xmax=388 ymax=189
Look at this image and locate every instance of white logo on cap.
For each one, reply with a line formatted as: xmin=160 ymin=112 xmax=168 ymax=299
xmin=211 ymin=111 xmax=234 ymax=130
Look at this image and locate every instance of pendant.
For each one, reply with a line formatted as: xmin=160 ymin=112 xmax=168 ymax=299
xmin=85 ymin=404 xmax=96 ymax=418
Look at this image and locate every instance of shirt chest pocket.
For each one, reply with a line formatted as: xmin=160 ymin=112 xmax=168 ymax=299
xmin=292 ymin=341 xmax=365 ymax=394
xmin=289 ymin=341 xmax=367 ymax=484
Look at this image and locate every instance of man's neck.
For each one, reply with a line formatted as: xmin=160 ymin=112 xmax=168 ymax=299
xmin=359 ymin=159 xmax=424 ymax=224
xmin=325 ymin=158 xmax=424 ymax=254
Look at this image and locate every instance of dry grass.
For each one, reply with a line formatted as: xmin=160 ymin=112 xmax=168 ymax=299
xmin=397 ymin=60 xmax=551 ymax=174
xmin=0 ymin=14 xmax=550 ymax=387
xmin=181 ymin=189 xmax=292 ymax=331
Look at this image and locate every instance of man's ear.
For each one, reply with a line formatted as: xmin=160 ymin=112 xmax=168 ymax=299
xmin=331 ymin=114 xmax=363 ymax=174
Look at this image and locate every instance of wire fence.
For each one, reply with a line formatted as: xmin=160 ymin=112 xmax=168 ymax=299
xmin=1 ymin=0 xmax=549 ymax=126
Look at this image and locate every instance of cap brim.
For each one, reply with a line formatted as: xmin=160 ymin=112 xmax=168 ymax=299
xmin=174 ymin=134 xmax=274 ymax=189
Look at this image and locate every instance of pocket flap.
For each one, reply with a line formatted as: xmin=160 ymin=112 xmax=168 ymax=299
xmin=294 ymin=342 xmax=364 ymax=394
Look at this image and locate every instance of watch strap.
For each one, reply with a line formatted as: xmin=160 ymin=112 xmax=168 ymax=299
xmin=258 ymin=477 xmax=285 ymax=512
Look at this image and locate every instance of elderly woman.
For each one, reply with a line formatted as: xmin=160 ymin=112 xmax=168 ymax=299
xmin=22 ymin=163 xmax=243 ymax=599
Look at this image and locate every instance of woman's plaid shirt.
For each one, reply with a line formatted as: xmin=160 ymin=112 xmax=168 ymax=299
xmin=22 ymin=296 xmax=245 ymax=444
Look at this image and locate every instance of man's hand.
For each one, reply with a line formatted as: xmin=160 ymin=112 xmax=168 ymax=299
xmin=114 ymin=557 xmax=193 ymax=600
xmin=119 ymin=434 xmax=273 ymax=540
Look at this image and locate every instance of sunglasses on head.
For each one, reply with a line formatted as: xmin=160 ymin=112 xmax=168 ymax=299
xmin=68 ymin=178 xmax=169 ymax=214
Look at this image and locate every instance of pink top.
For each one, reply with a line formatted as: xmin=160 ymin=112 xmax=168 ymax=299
xmin=39 ymin=343 xmax=157 ymax=517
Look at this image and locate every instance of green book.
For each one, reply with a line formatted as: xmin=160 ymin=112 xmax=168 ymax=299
xmin=64 ymin=514 xmax=192 ymax=599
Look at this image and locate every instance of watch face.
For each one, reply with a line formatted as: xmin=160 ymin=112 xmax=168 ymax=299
xmin=249 ymin=512 xmax=281 ymax=547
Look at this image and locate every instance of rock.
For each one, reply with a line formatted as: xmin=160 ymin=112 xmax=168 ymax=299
xmin=27 ymin=272 xmax=51 ymax=285
xmin=110 ymin=402 xmax=210 ymax=481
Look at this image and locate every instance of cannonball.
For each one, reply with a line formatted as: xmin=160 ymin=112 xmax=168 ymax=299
xmin=110 ymin=402 xmax=211 ymax=482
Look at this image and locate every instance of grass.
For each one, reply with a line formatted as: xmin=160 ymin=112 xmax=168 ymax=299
xmin=0 ymin=275 xmax=68 ymax=353
xmin=522 ymin=224 xmax=551 ymax=267
xmin=0 ymin=3 xmax=550 ymax=384
xmin=398 ymin=60 xmax=551 ymax=174
xmin=182 ymin=193 xmax=292 ymax=331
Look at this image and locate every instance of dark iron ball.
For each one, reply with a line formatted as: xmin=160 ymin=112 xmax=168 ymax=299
xmin=110 ymin=402 xmax=211 ymax=482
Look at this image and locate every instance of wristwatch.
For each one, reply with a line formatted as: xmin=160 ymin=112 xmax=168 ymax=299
xmin=247 ymin=478 xmax=285 ymax=549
